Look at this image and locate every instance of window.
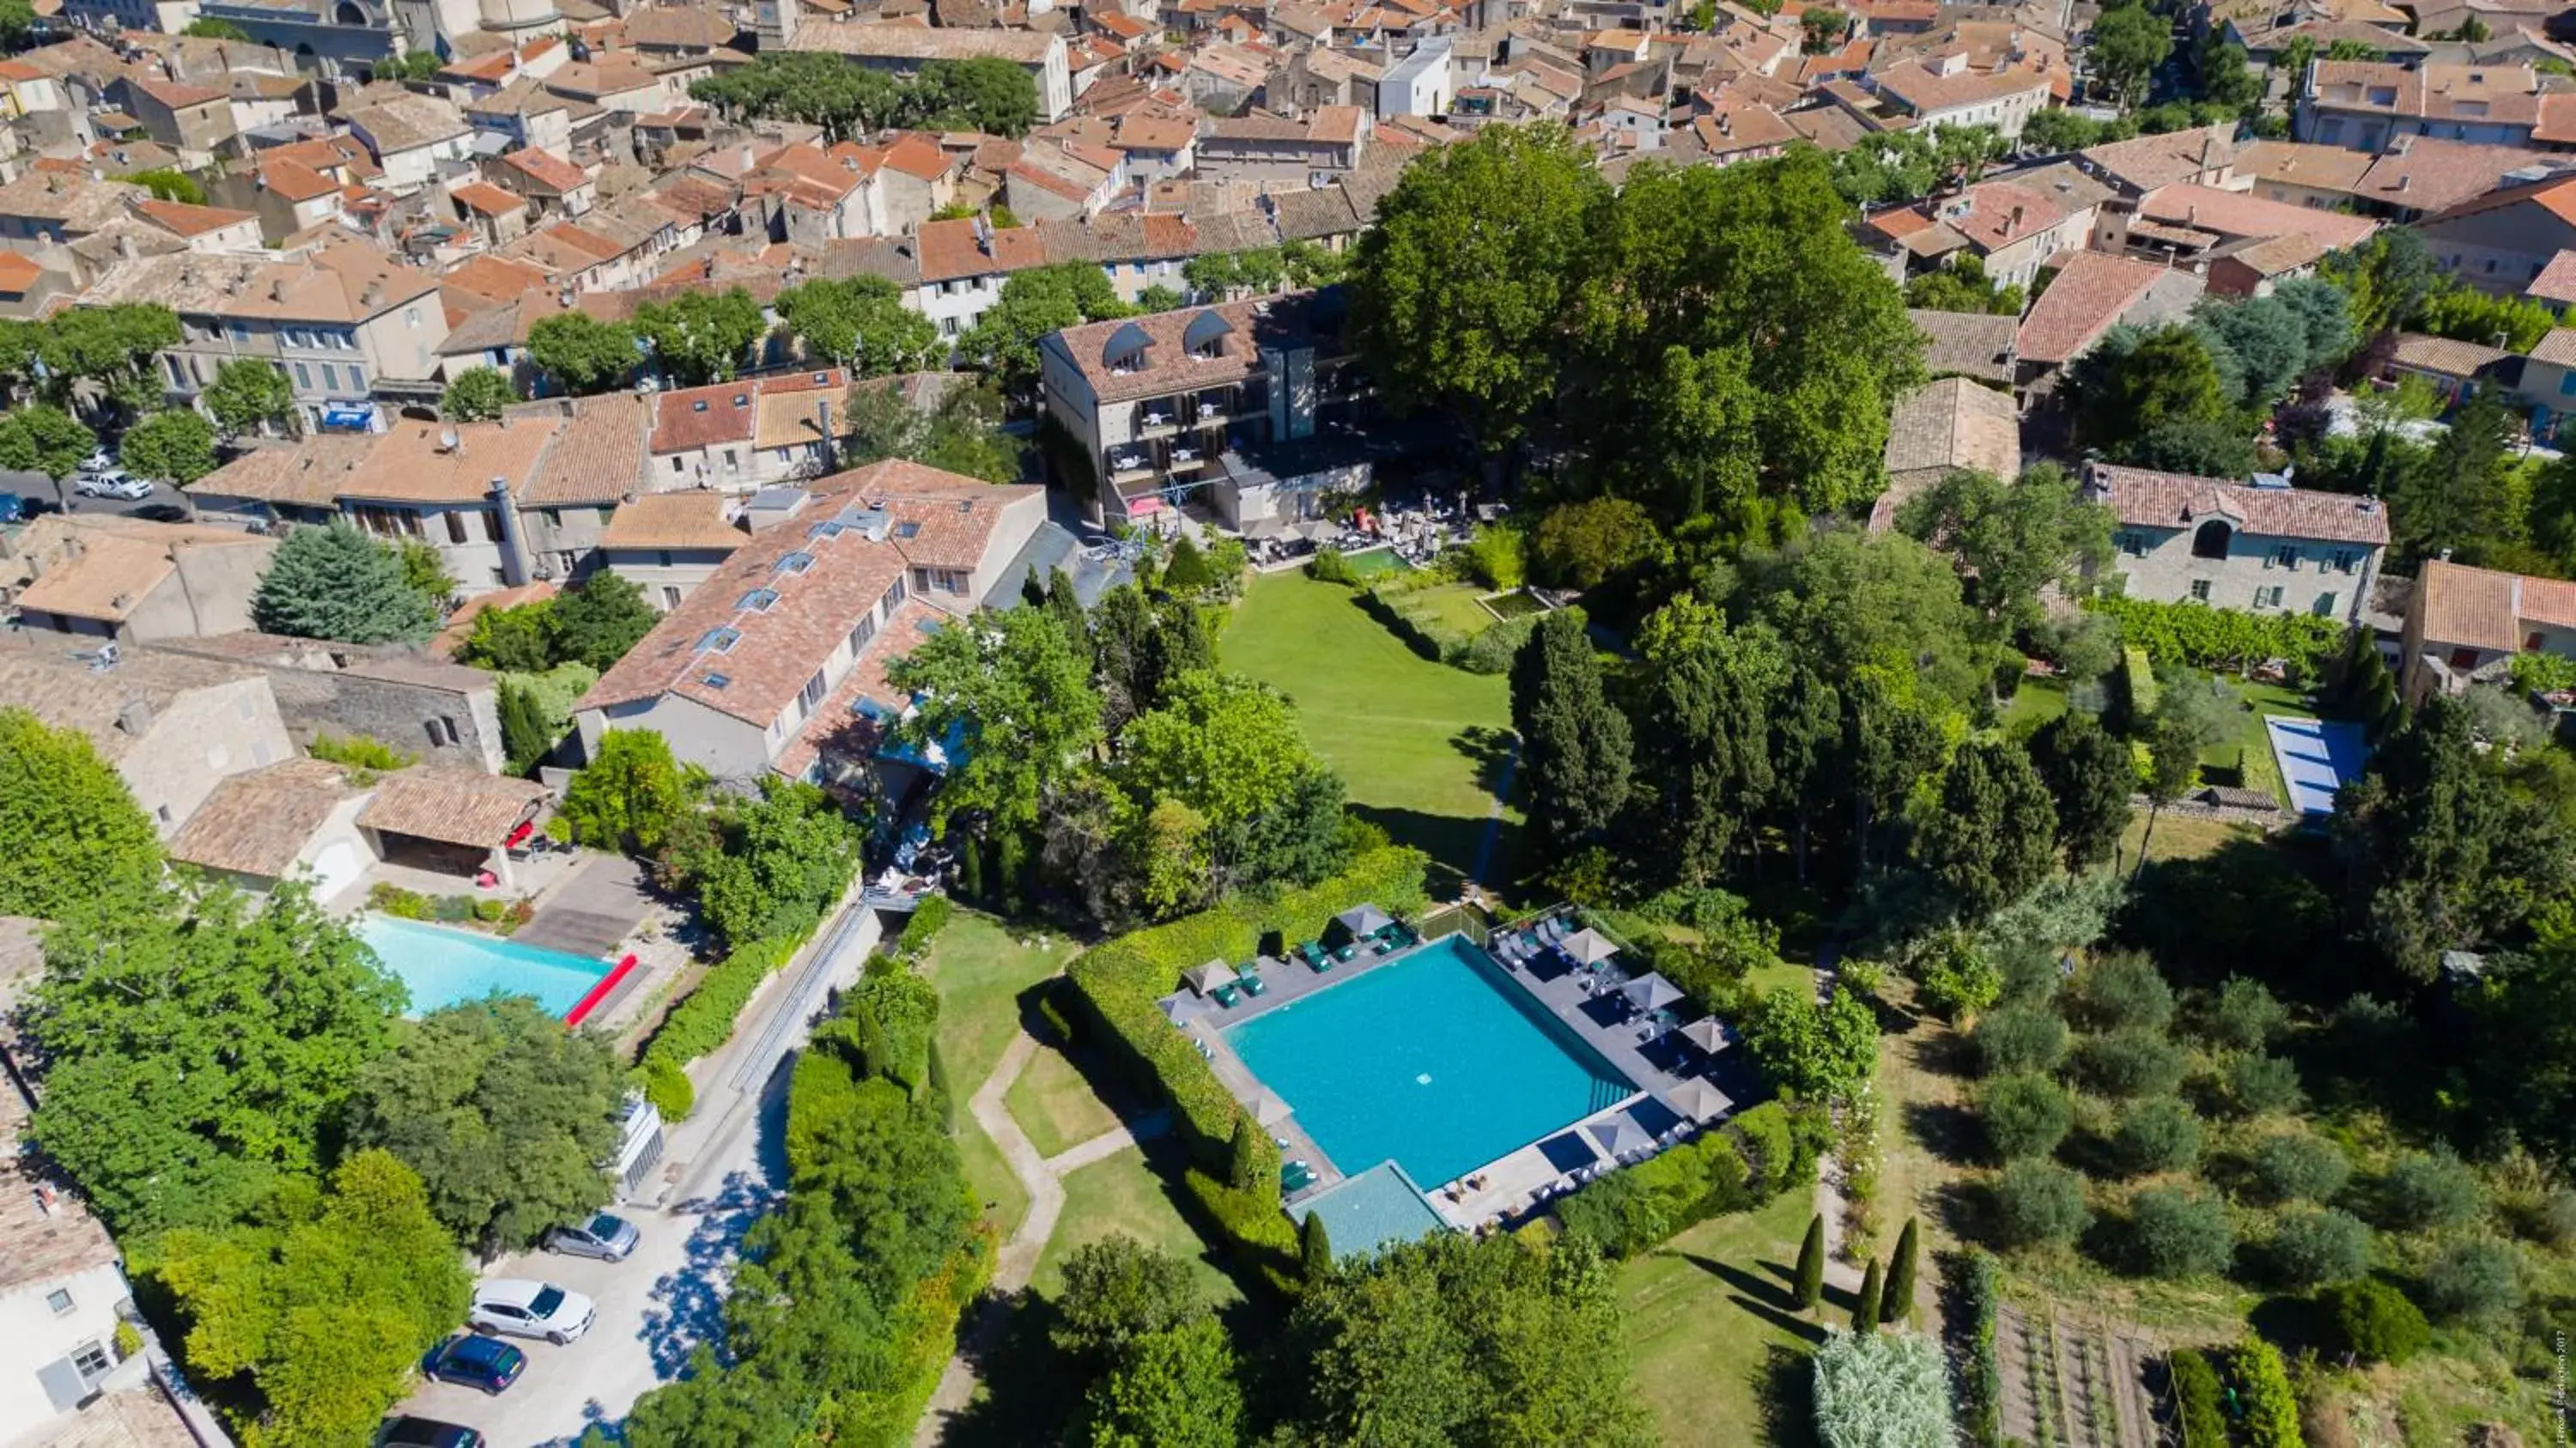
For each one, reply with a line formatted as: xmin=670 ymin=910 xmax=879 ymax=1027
xmin=2333 ymin=549 xmax=2360 ymax=572
xmin=2314 ymin=592 xmax=2338 ymax=617
xmin=319 ymin=362 xmax=340 ymax=392
xmin=2529 ymin=632 xmax=2548 ymax=652
xmin=698 ymin=626 xmax=741 ymax=653
xmin=597 ymin=506 xmax=614 ymax=524
xmin=657 ymin=550 xmax=673 ymax=568
xmin=2272 ymin=545 xmax=2299 ymax=569
xmin=671 ymin=457 xmax=685 ymax=474
xmin=71 ymin=1342 xmax=110 ymax=1381
xmin=481 ymin=510 xmax=501 ymax=544
xmin=2118 ymin=532 xmax=2147 ymax=557
xmin=800 ymin=669 xmax=828 ymax=711
xmin=2561 ymin=372 xmax=2576 ymax=398
xmin=46 ymin=1289 xmax=73 ymax=1315
xmin=722 ymin=449 xmax=738 ymax=470
xmin=2190 ymin=520 xmax=2231 ymax=559
xmin=543 ymin=509 xmax=562 ymax=528
xmin=663 ymin=586 xmax=683 ymax=608
xmin=404 ymin=305 xmax=421 ymax=327
xmin=2190 ymin=579 xmax=2212 ymax=601
xmin=883 ymin=575 xmax=907 ymax=611
xmin=293 ymin=361 xmax=312 ymax=389
xmin=426 ymin=716 xmax=459 ymax=747
xmin=348 ymin=362 xmax=367 ymax=390
xmin=2255 ymin=585 xmax=2284 ymax=608
xmin=2451 ymin=647 xmax=2482 ymax=669
xmin=848 ymin=614 xmax=877 ymax=653
xmin=446 ymin=511 xmax=468 ymax=544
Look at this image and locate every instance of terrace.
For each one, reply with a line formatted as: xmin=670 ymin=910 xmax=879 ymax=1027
xmin=1155 ymin=904 xmax=1755 ymax=1238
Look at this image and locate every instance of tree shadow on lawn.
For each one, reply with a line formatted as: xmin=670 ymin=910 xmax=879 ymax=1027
xmin=1449 ymin=724 xmax=1518 ymax=799
xmin=1012 ymin=979 xmax=1161 ymax=1129
xmin=641 ymin=1166 xmax=779 ymax=1380
xmin=1685 ymin=1253 xmax=1831 ymax=1346
xmin=1899 ymin=1098 xmax=1986 ymax=1172
xmin=937 ymin=1289 xmax=1075 ymax=1448
xmin=1349 ymin=802 xmax=1504 ymax=899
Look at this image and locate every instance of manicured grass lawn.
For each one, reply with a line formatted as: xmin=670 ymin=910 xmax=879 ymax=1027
xmin=2000 ymin=677 xmax=2070 ymax=737
xmin=2122 ymin=809 xmax=2263 ymax=864
xmin=1005 ymin=1038 xmax=1124 ymax=1160
xmin=1222 ymin=572 xmax=1522 ymax=893
xmin=1032 ymin=1143 xmax=1244 ymax=1310
xmin=1618 ymin=1187 xmax=1821 ymax=1448
xmin=921 ymin=911 xmax=1080 ymax=1234
xmin=1409 ymin=581 xmax=1501 ymax=638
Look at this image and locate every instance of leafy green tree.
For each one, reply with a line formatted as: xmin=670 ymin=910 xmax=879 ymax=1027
xmin=1905 ymin=254 xmax=2024 ymax=315
xmin=2392 ymin=389 xmax=2518 ymax=564
xmin=1980 ymin=1073 xmax=2072 ymax=1161
xmin=2378 ymin=1148 xmax=2482 ymax=1231
xmin=2416 ymin=283 xmax=2556 ymax=354
xmin=1283 ymin=1232 xmax=1654 ymax=1446
xmin=1741 ymin=528 xmax=1990 ymax=715
xmin=2018 ymin=106 xmax=2123 ymax=153
xmin=1084 ymin=1318 xmax=1243 ymax=1448
xmin=180 ymin=14 xmax=250 ymax=36
xmin=1137 ymin=283 xmax=1186 ymax=313
xmin=2110 ymin=1097 xmax=2203 ymax=1176
xmin=1571 ymin=150 xmax=1923 ymax=523
xmin=459 ymin=601 xmax=556 ymax=672
xmin=1880 ymin=1217 xmax=1918 ymax=1326
xmin=686 ymin=779 xmax=861 ymax=949
xmin=1993 ymin=1159 xmax=2090 ymax=1248
xmin=1849 ymin=1256 xmax=1882 ymax=1332
xmin=2324 ymin=1278 xmax=2429 ymax=1363
xmin=1346 ymin=122 xmax=1605 ymax=453
xmin=1115 ymin=669 xmax=1343 ymax=896
xmin=0 ymin=403 xmax=94 ymax=508
xmin=2206 ymin=976 xmax=2287 ymax=1051
xmin=2069 ymin=952 xmax=2175 ymax=1034
xmin=2075 ymin=325 xmax=2237 ymax=460
xmin=1795 ymin=1212 xmax=1826 ymax=1311
xmin=440 ymin=365 xmax=516 ymax=423
xmin=203 ymin=358 xmax=298 ymax=435
xmin=148 ymin=1151 xmax=471 ymax=1446
xmin=1832 ymin=125 xmax=2008 ymax=206
xmin=0 ymin=709 xmax=161 ymax=920
xmin=1744 ymin=986 xmax=1878 ymax=1100
xmin=891 ymin=605 xmax=1103 ymax=835
xmin=914 ymin=56 xmax=1041 ymax=135
xmin=635 ymin=287 xmax=766 ymax=386
xmin=2026 ymin=713 xmax=2132 ymax=871
xmin=497 ymin=676 xmax=554 ymax=773
xmin=37 ymin=303 xmax=179 ymax=399
xmin=2093 ymin=0 xmax=2175 ymax=104
xmin=252 ymin=523 xmax=438 ymax=643
xmin=775 ymin=275 xmax=941 ymax=376
xmin=2335 ymin=695 xmax=2569 ymax=979
xmin=2126 ymin=1187 xmax=2233 ymax=1278
xmin=2322 ymin=228 xmax=2439 ymax=337
xmin=2274 ymin=276 xmax=2358 ymax=368
xmin=1301 ymin=1210 xmax=1334 ymax=1284
xmin=1973 ymin=1006 xmax=2069 ymax=1076
xmin=126 ymin=166 xmax=205 ymax=204
xmin=118 ymin=407 xmax=217 ymax=485
xmin=527 ymin=312 xmax=638 ymax=396
xmin=2193 ymin=294 xmax=2312 ymax=408
xmin=2198 ymin=39 xmax=2263 ymax=108
xmin=2077 ymin=1029 xmax=2187 ymax=1098
xmin=1531 ymin=496 xmax=1663 ymax=590
xmin=2423 ymin=1238 xmax=2523 ymax=1322
xmin=1510 ymin=609 xmax=1631 ymax=846
xmin=556 ymin=728 xmax=697 ymax=853
xmin=347 ymin=996 xmax=623 ymax=1251
xmin=395 ymin=538 xmax=455 ymax=606
xmin=1914 ymin=740 xmax=2057 ymax=920
xmin=1899 ymin=465 xmax=2114 ymax=654
xmin=1054 ymin=1234 xmax=1202 ymax=1360
xmin=1637 ymin=623 xmax=1783 ymax=883
xmin=25 ymin=879 xmax=401 ymax=1234
xmin=550 ymin=570 xmax=658 ymax=670
xmin=688 ymin=51 xmax=906 ymax=138
xmin=2267 ymin=1208 xmax=2369 ymax=1287
xmin=2253 ymin=1132 xmax=2349 ymax=1202
xmin=959 ymin=263 xmax=1131 ymax=386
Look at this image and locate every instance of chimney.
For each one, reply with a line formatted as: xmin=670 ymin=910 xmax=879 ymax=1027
xmin=116 ymin=232 xmax=136 ymax=259
xmin=2008 ymin=204 xmax=2024 ymax=229
xmin=488 ymin=476 xmax=531 ymax=587
xmin=269 ymin=277 xmax=286 ymax=301
xmin=2397 ymin=174 xmax=2410 ymax=191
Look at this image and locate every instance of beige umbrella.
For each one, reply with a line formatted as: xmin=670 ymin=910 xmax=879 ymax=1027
xmin=1158 ymin=993 xmax=1212 ymax=1026
xmin=1677 ymin=1017 xmax=1729 ymax=1053
xmin=1620 ymin=972 xmax=1685 ymax=1013
xmin=1667 ymin=1079 xmax=1733 ymax=1123
xmin=1560 ymin=927 xmax=1620 ymax=965
xmin=1182 ymin=958 xmax=1238 ymax=996
xmin=1251 ymin=1090 xmax=1294 ymax=1127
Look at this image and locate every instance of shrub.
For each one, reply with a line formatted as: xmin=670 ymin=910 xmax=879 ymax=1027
xmin=2068 ymin=952 xmax=2175 ymax=1033
xmin=2379 ymin=1149 xmax=2482 ymax=1232
xmin=2228 ymin=1053 xmax=2305 ymax=1116
xmin=1993 ymin=1159 xmax=2090 ymax=1249
xmin=2169 ymin=1348 xmax=2227 ymax=1448
xmin=1459 ymin=521 xmax=1525 ymax=591
xmin=2323 ymin=1278 xmax=2429 ymax=1364
xmin=892 ymin=896 xmax=954 ymax=959
xmin=2422 ymin=1237 xmax=2524 ymax=1322
xmin=1307 ymin=547 xmax=1357 ymax=585
xmin=1810 ymin=1328 xmax=1953 ymax=1448
xmin=2227 ymin=1336 xmax=2302 ymax=1448
xmin=1981 ymin=1073 xmax=2073 ymax=1161
xmin=2109 ymin=1097 xmax=2202 ymax=1177
xmin=1066 ymin=847 xmax=1427 ymax=1183
xmin=2254 ymin=1133 xmax=2350 ymax=1204
xmin=2541 ymin=1189 xmax=2576 ymax=1249
xmin=2207 ymin=976 xmax=2287 ymax=1051
xmin=1956 ymin=1251 xmax=2004 ymax=1447
xmin=1181 ymin=1168 xmax=1299 ymax=1293
xmin=1554 ymin=1130 xmax=1757 ymax=1259
xmin=2076 ymin=1029 xmax=2187 ymax=1098
xmin=311 ymin=732 xmax=416 ymax=773
xmin=1972 ymin=1005 xmax=2069 ymax=1076
xmin=368 ymin=882 xmax=431 ymax=919
xmin=635 ymin=935 xmax=801 ymax=1117
xmin=639 ymin=1056 xmax=693 ymax=1119
xmin=2088 ymin=594 xmax=2341 ymax=676
xmin=2128 ymin=1187 xmax=2234 ymax=1279
xmin=2269 ymin=1208 xmax=2371 ymax=1288
xmin=1455 ymin=612 xmax=1538 ymax=674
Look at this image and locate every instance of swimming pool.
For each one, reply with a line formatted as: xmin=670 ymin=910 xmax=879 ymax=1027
xmin=358 ymin=916 xmax=618 ymax=1019
xmin=2263 ymin=715 xmax=2370 ymax=818
xmin=1224 ymin=934 xmax=1635 ymax=1189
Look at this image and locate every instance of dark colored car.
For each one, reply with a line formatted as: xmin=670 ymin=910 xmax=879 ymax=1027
xmin=423 ymin=1335 xmax=526 ymax=1395
xmin=0 ymin=495 xmax=22 ymax=525
xmin=377 ymin=1416 xmax=484 ymax=1448
xmin=130 ymin=503 xmax=191 ymax=523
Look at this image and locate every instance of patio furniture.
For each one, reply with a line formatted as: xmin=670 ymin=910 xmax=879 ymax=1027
xmin=1212 ymin=982 xmax=1242 ymax=1008
xmin=1297 ymin=940 xmax=1329 ymax=970
xmin=1241 ymin=971 xmax=1268 ymax=998
xmin=1561 ymin=927 xmax=1621 ymax=966
xmin=1282 ymin=1162 xmax=1317 ymax=1194
xmin=1183 ymin=958 xmax=1239 ymax=998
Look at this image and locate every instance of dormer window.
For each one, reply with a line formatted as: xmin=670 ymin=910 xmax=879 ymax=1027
xmin=775 ymin=551 xmax=815 ymax=574
xmin=692 ymin=399 xmax=708 ymax=412
xmin=697 ymin=626 xmax=741 ymax=653
xmin=738 ymin=587 xmax=780 ymax=611
xmin=811 ymin=371 xmax=829 ymax=384
xmin=1102 ymin=319 xmax=1153 ymax=374
xmin=1183 ymin=309 xmax=1234 ymax=360
xmin=732 ymin=392 xmax=750 ymax=408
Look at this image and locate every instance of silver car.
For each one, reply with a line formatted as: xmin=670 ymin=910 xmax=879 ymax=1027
xmin=542 ymin=1212 xmax=639 ymax=1262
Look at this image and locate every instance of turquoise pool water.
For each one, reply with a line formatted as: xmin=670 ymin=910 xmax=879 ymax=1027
xmin=358 ymin=916 xmax=615 ymax=1019
xmin=1224 ymin=935 xmax=1633 ymax=1189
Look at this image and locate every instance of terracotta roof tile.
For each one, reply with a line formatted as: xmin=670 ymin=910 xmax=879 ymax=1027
xmin=2014 ymin=250 xmax=2167 ymax=365
xmin=167 ymin=757 xmax=366 ymax=878
xmin=601 ymin=490 xmax=746 ymax=551
xmin=2083 ymin=463 xmax=2391 ymax=545
xmin=359 ymin=766 xmax=547 ymax=846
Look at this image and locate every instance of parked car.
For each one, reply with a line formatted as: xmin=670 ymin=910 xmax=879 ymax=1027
xmin=543 ymin=1212 xmax=639 ymax=1262
xmin=130 ymin=502 xmax=190 ymax=523
xmin=0 ymin=494 xmax=23 ymax=524
xmin=74 ymin=474 xmax=149 ymax=501
xmin=467 ymin=1279 xmax=595 ymax=1344
xmin=376 ymin=1417 xmax=483 ymax=1448
xmin=422 ymin=1335 xmax=524 ymax=1395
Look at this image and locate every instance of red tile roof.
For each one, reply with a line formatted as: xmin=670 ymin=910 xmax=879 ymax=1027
xmin=2014 ymin=250 xmax=2166 ymax=365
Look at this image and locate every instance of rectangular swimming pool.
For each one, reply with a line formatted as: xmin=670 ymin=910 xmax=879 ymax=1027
xmin=1224 ymin=934 xmax=1634 ymax=1189
xmin=358 ymin=916 xmax=617 ymax=1019
xmin=2263 ymin=715 xmax=2370 ymax=818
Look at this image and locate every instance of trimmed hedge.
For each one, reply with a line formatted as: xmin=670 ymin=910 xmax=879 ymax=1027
xmin=1354 ymin=577 xmax=1541 ymax=675
xmin=2170 ymin=1348 xmax=2227 ymax=1448
xmin=1956 ymin=1250 xmax=2004 ymax=1448
xmin=636 ymin=934 xmax=799 ymax=1120
xmin=1552 ymin=1100 xmax=1829 ymax=1260
xmin=1183 ymin=1167 xmax=1301 ymax=1293
xmin=1066 ymin=847 xmax=1429 ymax=1260
xmin=890 ymin=895 xmax=954 ymax=960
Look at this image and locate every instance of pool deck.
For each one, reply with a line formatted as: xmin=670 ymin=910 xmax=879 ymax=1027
xmin=1166 ymin=923 xmax=1747 ymax=1232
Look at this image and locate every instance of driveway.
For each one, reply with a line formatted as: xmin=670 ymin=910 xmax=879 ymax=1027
xmin=390 ymin=900 xmax=885 ymax=1446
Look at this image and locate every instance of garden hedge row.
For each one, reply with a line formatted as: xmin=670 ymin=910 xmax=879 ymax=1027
xmin=1354 ymin=577 xmax=1536 ymax=675
xmin=1955 ymin=1250 xmax=2004 ymax=1448
xmin=1550 ymin=1100 xmax=1827 ymax=1259
xmin=1065 ymin=846 xmax=1429 ymax=1233
xmin=2089 ymin=595 xmax=2342 ymax=678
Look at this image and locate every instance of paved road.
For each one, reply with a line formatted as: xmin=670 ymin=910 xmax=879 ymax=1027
xmin=392 ymin=901 xmax=884 ymax=1446
xmin=0 ymin=468 xmax=194 ymax=520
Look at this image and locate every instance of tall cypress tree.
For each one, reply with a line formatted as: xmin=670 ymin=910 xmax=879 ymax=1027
xmin=1640 ymin=632 xmax=1779 ymax=884
xmin=1300 ymin=1208 xmax=1334 ymax=1283
xmin=1850 ymin=1256 xmax=1883 ymax=1334
xmin=2028 ymin=713 xmax=2134 ymax=873
xmin=1881 ymin=1217 xmax=1919 ymax=1327
xmin=1509 ymin=610 xmax=1631 ymax=846
xmin=1228 ymin=1116 xmax=1266 ymax=1191
xmin=497 ymin=678 xmax=552 ymax=774
xmin=1042 ymin=567 xmax=1090 ymax=654
xmin=1794 ymin=1213 xmax=1826 ymax=1313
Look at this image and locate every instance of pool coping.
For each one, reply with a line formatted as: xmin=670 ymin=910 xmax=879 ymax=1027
xmin=2262 ymin=713 xmax=2370 ymax=818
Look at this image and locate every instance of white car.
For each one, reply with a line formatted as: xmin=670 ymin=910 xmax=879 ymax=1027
xmin=74 ymin=472 xmax=149 ymax=501
xmin=466 ymin=1280 xmax=595 ymax=1345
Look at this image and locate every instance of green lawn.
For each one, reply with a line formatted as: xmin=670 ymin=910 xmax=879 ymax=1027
xmin=1005 ymin=1037 xmax=1125 ymax=1160
xmin=1222 ymin=572 xmax=1521 ymax=893
xmin=921 ymin=911 xmax=1080 ymax=1234
xmin=1618 ymin=1187 xmax=1821 ymax=1448
xmin=1409 ymin=581 xmax=1502 ymax=638
xmin=1032 ymin=1143 xmax=1245 ymax=1309
xmin=2000 ymin=676 xmax=2070 ymax=738
xmin=2187 ymin=673 xmax=2321 ymax=805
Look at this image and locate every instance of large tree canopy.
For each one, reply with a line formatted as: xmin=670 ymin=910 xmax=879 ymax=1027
xmin=889 ymin=605 xmax=1103 ymax=832
xmin=252 ymin=523 xmax=439 ymax=644
xmin=23 ymin=879 xmax=402 ymax=1234
xmin=0 ymin=708 xmax=161 ymax=921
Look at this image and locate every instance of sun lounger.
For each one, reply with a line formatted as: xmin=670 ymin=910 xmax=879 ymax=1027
xmin=1241 ymin=972 xmax=1267 ymax=997
xmin=1213 ymin=983 xmax=1241 ymax=1008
